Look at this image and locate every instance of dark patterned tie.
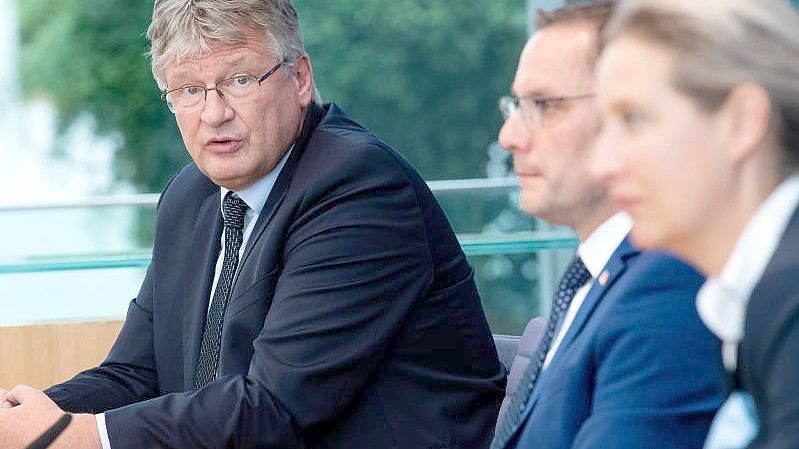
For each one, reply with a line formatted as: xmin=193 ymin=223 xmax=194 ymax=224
xmin=193 ymin=192 xmax=248 ymax=388
xmin=491 ymin=256 xmax=591 ymax=449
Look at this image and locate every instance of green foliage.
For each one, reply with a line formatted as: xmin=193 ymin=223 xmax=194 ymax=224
xmin=18 ymin=0 xmax=187 ymax=192
xmin=297 ymin=0 xmax=526 ymax=180
xmin=18 ymin=0 xmax=526 ymax=190
xmin=17 ymin=1 xmax=536 ymax=333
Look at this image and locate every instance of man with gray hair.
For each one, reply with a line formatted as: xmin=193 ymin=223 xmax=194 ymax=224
xmin=0 ymin=1 xmax=505 ymax=448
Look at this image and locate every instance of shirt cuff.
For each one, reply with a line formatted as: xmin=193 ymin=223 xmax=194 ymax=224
xmin=95 ymin=413 xmax=113 ymax=449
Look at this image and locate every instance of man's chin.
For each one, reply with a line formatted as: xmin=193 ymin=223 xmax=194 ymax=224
xmin=518 ymin=195 xmax=548 ymax=218
xmin=206 ymin=171 xmax=247 ymax=191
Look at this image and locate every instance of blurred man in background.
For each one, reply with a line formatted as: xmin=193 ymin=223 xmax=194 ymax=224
xmin=491 ymin=2 xmax=725 ymax=448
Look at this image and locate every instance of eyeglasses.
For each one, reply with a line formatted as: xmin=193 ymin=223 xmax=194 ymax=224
xmin=161 ymin=60 xmax=288 ymax=113
xmin=498 ymin=93 xmax=595 ymax=125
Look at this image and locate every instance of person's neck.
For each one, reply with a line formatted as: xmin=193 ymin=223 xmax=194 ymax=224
xmin=675 ymin=219 xmax=746 ymax=277
xmin=572 ymin=205 xmax=617 ymax=242
xmin=677 ymin=176 xmax=781 ymax=276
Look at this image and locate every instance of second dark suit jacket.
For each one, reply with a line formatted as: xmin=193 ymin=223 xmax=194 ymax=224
xmin=46 ymin=103 xmax=506 ymax=449
xmin=505 ymin=238 xmax=726 ymax=449
xmin=740 ymin=205 xmax=799 ymax=449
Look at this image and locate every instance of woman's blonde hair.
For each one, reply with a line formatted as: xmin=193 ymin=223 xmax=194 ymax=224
xmin=605 ymin=0 xmax=799 ymax=167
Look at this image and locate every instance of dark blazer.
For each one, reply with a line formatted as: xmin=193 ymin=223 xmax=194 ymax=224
xmin=740 ymin=206 xmax=799 ymax=449
xmin=46 ymin=103 xmax=506 ymax=449
xmin=504 ymin=238 xmax=726 ymax=449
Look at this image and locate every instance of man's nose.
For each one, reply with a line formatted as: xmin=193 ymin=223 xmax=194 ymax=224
xmin=200 ymin=88 xmax=234 ymax=126
xmin=498 ymin=113 xmax=530 ymax=154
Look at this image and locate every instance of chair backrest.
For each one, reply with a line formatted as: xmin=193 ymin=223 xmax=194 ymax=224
xmin=493 ymin=334 xmax=521 ymax=372
xmin=494 ymin=317 xmax=547 ymax=428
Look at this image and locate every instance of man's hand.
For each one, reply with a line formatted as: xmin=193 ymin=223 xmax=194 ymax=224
xmin=0 ymin=388 xmax=13 ymax=408
xmin=0 ymin=385 xmax=101 ymax=449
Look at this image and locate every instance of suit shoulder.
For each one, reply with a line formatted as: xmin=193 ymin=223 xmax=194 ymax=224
xmin=303 ymin=107 xmax=423 ymax=189
xmin=599 ymin=250 xmax=706 ymax=328
xmin=623 ymin=250 xmax=704 ymax=291
xmin=155 ymin=163 xmax=216 ymax=213
xmin=592 ymin=251 xmax=719 ymax=371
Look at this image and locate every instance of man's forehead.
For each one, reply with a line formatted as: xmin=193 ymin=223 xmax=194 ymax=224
xmin=171 ymin=47 xmax=255 ymax=71
xmin=166 ymin=33 xmax=274 ymax=74
xmin=513 ymin=23 xmax=598 ymax=95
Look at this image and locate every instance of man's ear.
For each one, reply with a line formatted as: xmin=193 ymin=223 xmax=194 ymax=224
xmin=293 ymin=54 xmax=314 ymax=108
xmin=720 ymin=82 xmax=772 ymax=164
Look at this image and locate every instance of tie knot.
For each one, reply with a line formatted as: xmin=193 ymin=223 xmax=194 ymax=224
xmin=557 ymin=256 xmax=591 ymax=299
xmin=222 ymin=192 xmax=247 ymax=229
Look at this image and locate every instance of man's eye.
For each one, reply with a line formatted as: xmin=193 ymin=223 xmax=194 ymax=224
xmin=182 ymin=85 xmax=203 ymax=96
xmin=534 ymin=99 xmax=553 ymax=112
xmin=233 ymin=75 xmax=252 ymax=86
xmin=622 ymin=111 xmax=646 ymax=127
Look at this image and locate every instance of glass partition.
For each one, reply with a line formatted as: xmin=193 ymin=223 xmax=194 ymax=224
xmin=0 ymin=181 xmax=577 ymax=334
xmin=0 ymin=0 xmax=578 ymax=335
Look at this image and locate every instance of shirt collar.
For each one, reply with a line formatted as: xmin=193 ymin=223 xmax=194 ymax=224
xmin=697 ymin=174 xmax=799 ymax=369
xmin=577 ymin=212 xmax=633 ymax=279
xmin=219 ymin=145 xmax=293 ymax=214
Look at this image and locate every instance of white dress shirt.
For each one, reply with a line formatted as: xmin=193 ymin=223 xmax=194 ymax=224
xmin=96 ymin=148 xmax=292 ymax=449
xmin=696 ymin=174 xmax=799 ymax=370
xmin=543 ymin=212 xmax=632 ymax=369
xmin=698 ymin=175 xmax=799 ymax=449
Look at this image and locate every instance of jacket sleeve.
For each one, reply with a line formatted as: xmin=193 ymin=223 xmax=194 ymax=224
xmin=45 ymin=264 xmax=161 ymax=413
xmin=571 ymin=255 xmax=726 ymax=449
xmin=101 ymin=149 xmax=436 ymax=448
xmin=44 ymin=175 xmax=183 ymax=413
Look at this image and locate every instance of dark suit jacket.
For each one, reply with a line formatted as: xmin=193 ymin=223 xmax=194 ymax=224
xmin=740 ymin=206 xmax=799 ymax=449
xmin=505 ymin=238 xmax=726 ymax=449
xmin=46 ymin=103 xmax=506 ymax=449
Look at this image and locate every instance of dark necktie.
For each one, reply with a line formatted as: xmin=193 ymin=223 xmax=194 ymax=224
xmin=194 ymin=192 xmax=248 ymax=388
xmin=491 ymin=256 xmax=591 ymax=449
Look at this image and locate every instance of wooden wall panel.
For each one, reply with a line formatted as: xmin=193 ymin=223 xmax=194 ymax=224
xmin=0 ymin=321 xmax=123 ymax=390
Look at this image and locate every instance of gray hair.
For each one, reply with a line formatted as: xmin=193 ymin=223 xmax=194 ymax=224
xmin=604 ymin=0 xmax=799 ymax=169
xmin=147 ymin=0 xmax=320 ymax=103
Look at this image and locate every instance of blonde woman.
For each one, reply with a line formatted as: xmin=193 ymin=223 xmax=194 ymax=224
xmin=592 ymin=0 xmax=799 ymax=447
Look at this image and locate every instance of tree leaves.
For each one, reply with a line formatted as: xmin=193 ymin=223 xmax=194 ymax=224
xmin=18 ymin=0 xmax=525 ymax=189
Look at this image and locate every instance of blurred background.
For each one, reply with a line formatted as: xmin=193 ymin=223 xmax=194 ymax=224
xmin=0 ymin=0 xmax=597 ymax=341
xmin=3 ymin=0 xmax=798 ymax=388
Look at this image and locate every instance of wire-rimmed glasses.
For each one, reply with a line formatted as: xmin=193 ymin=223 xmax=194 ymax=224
xmin=498 ymin=93 xmax=595 ymax=125
xmin=161 ymin=60 xmax=288 ymax=113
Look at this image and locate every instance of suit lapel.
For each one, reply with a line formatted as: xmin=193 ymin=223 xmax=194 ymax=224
xmin=235 ymin=103 xmax=325 ymax=277
xmin=741 ymin=204 xmax=799 ymax=386
xmin=182 ymin=191 xmax=223 ymax=388
xmin=552 ymin=237 xmax=638 ymax=362
xmin=180 ymin=104 xmax=326 ymax=386
xmin=522 ymin=237 xmax=639 ymax=415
